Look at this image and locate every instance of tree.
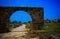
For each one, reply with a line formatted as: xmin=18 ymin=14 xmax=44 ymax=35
xmin=19 ymin=21 xmax=22 ymax=25
xmin=28 ymin=21 xmax=31 ymax=23
xmin=54 ymin=18 xmax=60 ymax=34
xmin=57 ymin=18 xmax=60 ymax=23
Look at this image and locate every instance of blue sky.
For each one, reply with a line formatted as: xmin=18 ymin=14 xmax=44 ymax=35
xmin=0 ymin=0 xmax=60 ymax=22
xmin=10 ymin=11 xmax=32 ymax=22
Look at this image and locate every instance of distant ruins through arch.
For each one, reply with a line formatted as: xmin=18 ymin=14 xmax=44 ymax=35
xmin=0 ymin=7 xmax=44 ymax=32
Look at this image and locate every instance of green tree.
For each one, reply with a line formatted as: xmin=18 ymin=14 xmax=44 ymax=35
xmin=28 ymin=21 xmax=31 ymax=23
xmin=54 ymin=18 xmax=60 ymax=34
xmin=19 ymin=21 xmax=22 ymax=25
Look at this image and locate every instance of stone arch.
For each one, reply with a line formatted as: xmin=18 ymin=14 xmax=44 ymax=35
xmin=0 ymin=7 xmax=43 ymax=32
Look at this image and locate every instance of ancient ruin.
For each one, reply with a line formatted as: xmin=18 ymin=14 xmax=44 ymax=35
xmin=0 ymin=7 xmax=43 ymax=32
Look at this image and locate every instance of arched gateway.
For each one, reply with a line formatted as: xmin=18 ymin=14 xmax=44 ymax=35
xmin=0 ymin=7 xmax=44 ymax=32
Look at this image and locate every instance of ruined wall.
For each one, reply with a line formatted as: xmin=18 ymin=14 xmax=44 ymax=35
xmin=0 ymin=7 xmax=43 ymax=32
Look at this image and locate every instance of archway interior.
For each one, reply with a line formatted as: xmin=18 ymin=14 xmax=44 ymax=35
xmin=9 ymin=10 xmax=32 ymax=23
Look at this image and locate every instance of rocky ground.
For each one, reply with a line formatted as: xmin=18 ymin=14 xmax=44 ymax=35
xmin=0 ymin=24 xmax=38 ymax=39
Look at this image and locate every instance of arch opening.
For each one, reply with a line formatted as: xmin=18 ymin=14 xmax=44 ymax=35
xmin=10 ymin=10 xmax=32 ymax=23
xmin=9 ymin=10 xmax=32 ymax=31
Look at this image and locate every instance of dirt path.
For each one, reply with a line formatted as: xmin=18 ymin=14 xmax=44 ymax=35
xmin=0 ymin=24 xmax=38 ymax=39
xmin=11 ymin=24 xmax=27 ymax=32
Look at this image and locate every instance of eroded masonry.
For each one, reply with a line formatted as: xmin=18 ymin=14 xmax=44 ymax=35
xmin=0 ymin=7 xmax=44 ymax=32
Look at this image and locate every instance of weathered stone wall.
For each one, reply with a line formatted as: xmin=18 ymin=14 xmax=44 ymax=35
xmin=0 ymin=7 xmax=43 ymax=32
